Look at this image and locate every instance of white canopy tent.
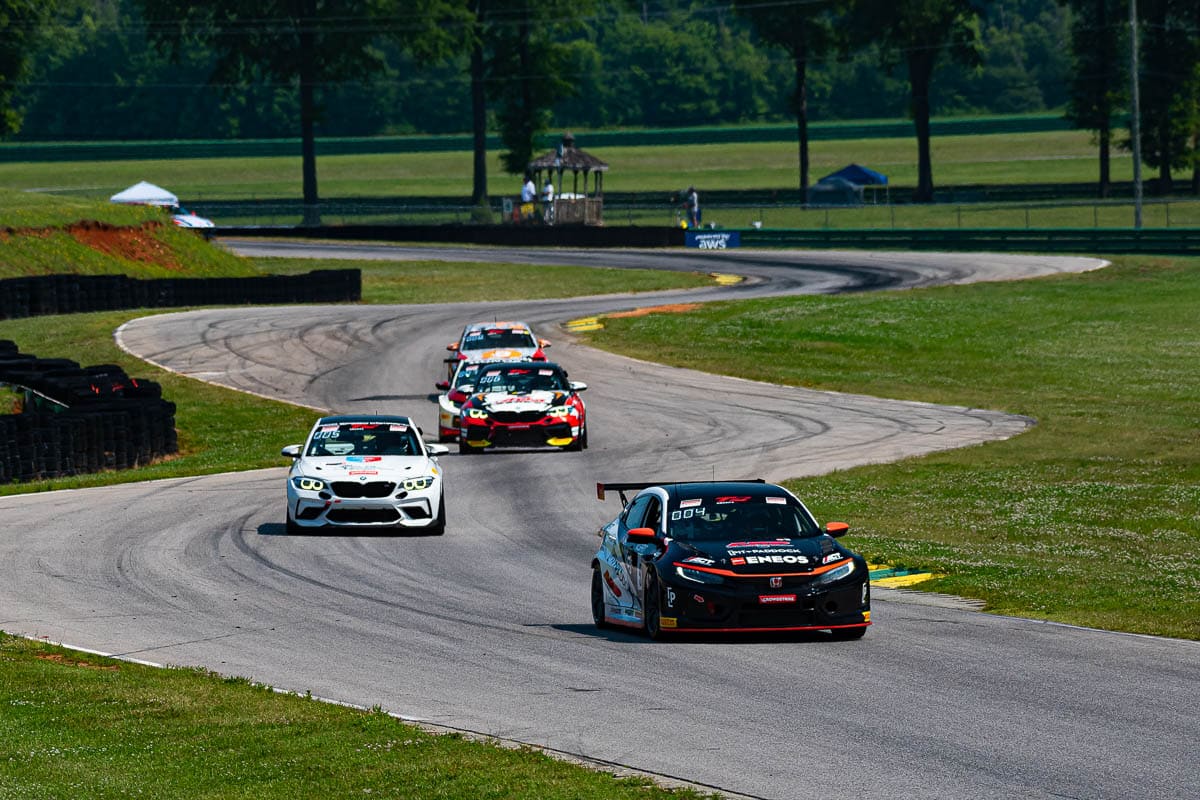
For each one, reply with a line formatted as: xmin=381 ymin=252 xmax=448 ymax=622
xmin=109 ymin=181 xmax=179 ymax=207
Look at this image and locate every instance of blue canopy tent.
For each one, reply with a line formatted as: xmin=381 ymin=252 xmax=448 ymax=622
xmin=817 ymin=164 xmax=889 ymax=204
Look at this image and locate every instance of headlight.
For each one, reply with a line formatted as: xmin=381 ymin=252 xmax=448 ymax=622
xmin=466 ymin=408 xmax=489 ymax=419
xmin=401 ymin=476 xmax=436 ymax=491
xmin=546 ymin=406 xmax=571 ymax=418
xmin=675 ymin=565 xmax=725 ymax=585
xmin=291 ymin=476 xmax=325 ymax=492
xmin=814 ymin=559 xmax=856 ymax=584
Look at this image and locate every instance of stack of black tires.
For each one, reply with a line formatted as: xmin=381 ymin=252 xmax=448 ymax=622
xmin=0 ymin=269 xmax=361 ymax=320
xmin=0 ymin=339 xmax=177 ymax=482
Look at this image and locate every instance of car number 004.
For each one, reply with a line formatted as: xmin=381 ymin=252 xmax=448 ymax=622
xmin=670 ymin=507 xmax=705 ymax=521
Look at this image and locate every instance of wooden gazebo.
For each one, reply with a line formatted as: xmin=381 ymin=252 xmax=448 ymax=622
xmin=528 ymin=132 xmax=608 ymax=225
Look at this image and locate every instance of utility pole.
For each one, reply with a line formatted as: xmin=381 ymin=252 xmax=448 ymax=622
xmin=1130 ymin=0 xmax=1143 ymax=229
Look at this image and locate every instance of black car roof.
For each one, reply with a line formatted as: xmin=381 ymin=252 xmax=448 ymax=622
xmin=315 ymin=414 xmax=415 ymax=426
xmin=661 ymin=481 xmax=784 ymax=501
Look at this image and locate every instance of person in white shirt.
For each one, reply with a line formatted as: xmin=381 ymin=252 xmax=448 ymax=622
xmin=541 ymin=178 xmax=555 ymax=224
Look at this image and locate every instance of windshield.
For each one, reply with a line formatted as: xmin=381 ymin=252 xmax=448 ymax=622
xmin=462 ymin=329 xmax=537 ymax=351
xmin=667 ymin=498 xmax=819 ymax=542
xmin=305 ymin=422 xmax=421 ymax=458
xmin=474 ymin=365 xmax=567 ymax=393
xmin=453 ymin=363 xmax=484 ymax=389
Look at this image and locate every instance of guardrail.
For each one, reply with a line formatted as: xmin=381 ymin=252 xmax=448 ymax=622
xmin=212 ymin=222 xmax=1200 ymax=254
xmin=0 ymin=269 xmax=361 ymax=320
xmin=734 ymin=227 xmax=1200 ymax=255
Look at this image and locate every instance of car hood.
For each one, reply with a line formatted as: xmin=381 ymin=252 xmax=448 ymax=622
xmin=475 ymin=390 xmax=566 ymax=413
xmin=673 ymin=537 xmax=847 ymax=574
xmin=295 ymin=455 xmax=433 ymax=481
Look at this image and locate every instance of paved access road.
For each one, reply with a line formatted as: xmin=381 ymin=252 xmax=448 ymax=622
xmin=3 ymin=244 xmax=1197 ymax=800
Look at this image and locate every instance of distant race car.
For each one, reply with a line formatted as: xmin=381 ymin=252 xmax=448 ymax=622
xmin=281 ymin=414 xmax=449 ymax=534
xmin=457 ymin=361 xmax=587 ymax=453
xmin=591 ymin=480 xmax=870 ymax=639
xmin=444 ymin=321 xmax=548 ymax=380
xmin=171 ymin=208 xmax=215 ymax=228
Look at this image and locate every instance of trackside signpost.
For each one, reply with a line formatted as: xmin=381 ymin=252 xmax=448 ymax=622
xmin=686 ymin=230 xmax=740 ymax=249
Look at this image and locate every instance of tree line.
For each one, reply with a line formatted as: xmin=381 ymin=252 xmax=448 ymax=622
xmin=2 ymin=0 xmax=1198 ymax=211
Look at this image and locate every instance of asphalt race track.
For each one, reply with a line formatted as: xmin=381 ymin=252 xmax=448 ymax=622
xmin=3 ymin=244 xmax=1198 ymax=800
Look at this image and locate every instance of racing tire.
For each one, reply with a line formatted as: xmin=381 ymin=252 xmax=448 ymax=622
xmin=428 ymin=495 xmax=446 ymax=536
xmin=643 ymin=572 xmax=667 ymax=641
xmin=590 ymin=565 xmax=609 ymax=629
xmin=458 ymin=440 xmax=479 ymax=455
xmin=829 ymin=625 xmax=868 ymax=641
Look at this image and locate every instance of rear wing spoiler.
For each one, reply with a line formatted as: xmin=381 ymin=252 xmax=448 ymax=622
xmin=596 ymin=479 xmax=765 ymax=506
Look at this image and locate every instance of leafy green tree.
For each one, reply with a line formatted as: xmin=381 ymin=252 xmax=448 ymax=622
xmin=1060 ymin=0 xmax=1127 ymax=197
xmin=733 ymin=0 xmax=840 ymax=193
xmin=0 ymin=0 xmax=54 ymax=137
xmin=1136 ymin=0 xmax=1199 ymax=194
xmin=850 ymin=0 xmax=982 ymax=202
xmin=136 ymin=0 xmax=465 ymax=223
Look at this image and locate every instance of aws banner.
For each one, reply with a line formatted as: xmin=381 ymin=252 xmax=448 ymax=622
xmin=685 ymin=231 xmax=740 ymax=249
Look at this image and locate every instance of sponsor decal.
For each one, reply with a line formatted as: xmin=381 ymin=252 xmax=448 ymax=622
xmin=318 ymin=424 xmax=338 ymax=432
xmin=538 ymin=369 xmax=553 ymax=376
xmin=823 ymin=552 xmax=845 ymax=564
xmin=660 ymin=617 xmax=678 ymax=628
xmin=388 ymin=424 xmax=408 ymax=432
xmin=683 ymin=556 xmax=715 ymax=566
xmin=727 ymin=540 xmax=792 ymax=548
xmin=603 ymin=571 xmax=623 ymax=598
xmin=769 ymin=576 xmax=783 ymax=589
xmin=666 ymin=588 xmax=677 ymax=608
xmin=759 ymin=594 xmax=797 ymax=604
xmin=679 ymin=499 xmax=702 ymax=509
xmin=715 ymin=496 xmax=751 ymax=504
xmin=346 ymin=456 xmax=383 ymax=463
xmin=731 ymin=557 xmax=746 ymax=566
xmin=686 ymin=231 xmax=741 ymax=249
xmin=765 ymin=496 xmax=786 ymax=505
xmin=741 ymin=554 xmax=809 ymax=565
xmin=692 ymin=594 xmax=705 ymax=604
xmin=348 ymin=471 xmax=378 ymax=476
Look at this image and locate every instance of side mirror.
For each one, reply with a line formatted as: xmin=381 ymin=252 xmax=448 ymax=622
xmin=569 ymin=380 xmax=588 ymax=392
xmin=825 ymin=521 xmax=850 ymax=537
xmin=446 ymin=342 xmax=459 ymax=351
xmin=435 ymin=380 xmax=450 ymax=391
xmin=281 ymin=444 xmax=301 ymax=459
xmin=539 ymin=339 xmax=552 ymax=347
xmin=425 ymin=443 xmax=450 ymax=456
xmin=625 ymin=527 xmax=659 ymax=546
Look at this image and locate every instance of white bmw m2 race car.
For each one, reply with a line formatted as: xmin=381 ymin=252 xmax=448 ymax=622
xmin=282 ymin=415 xmax=448 ymax=535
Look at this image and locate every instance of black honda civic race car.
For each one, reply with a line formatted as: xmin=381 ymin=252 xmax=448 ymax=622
xmin=592 ymin=480 xmax=870 ymax=639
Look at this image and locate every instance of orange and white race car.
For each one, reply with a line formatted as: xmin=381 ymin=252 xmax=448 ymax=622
xmin=444 ymin=321 xmax=549 ymax=380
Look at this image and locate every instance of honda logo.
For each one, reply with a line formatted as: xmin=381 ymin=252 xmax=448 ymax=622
xmin=769 ymin=576 xmax=783 ymax=589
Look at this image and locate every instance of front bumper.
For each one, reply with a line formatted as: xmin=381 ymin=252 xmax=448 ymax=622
xmin=460 ymin=417 xmax=581 ymax=449
xmin=287 ymin=483 xmax=441 ymax=529
xmin=657 ymin=573 xmax=870 ymax=633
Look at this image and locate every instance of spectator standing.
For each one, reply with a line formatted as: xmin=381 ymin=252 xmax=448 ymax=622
xmin=519 ymin=173 xmax=536 ymax=222
xmin=685 ymin=186 xmax=700 ymax=228
xmin=542 ymin=178 xmax=555 ymax=224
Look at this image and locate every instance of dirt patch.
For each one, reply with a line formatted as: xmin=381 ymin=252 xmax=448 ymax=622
xmin=36 ymin=653 xmax=120 ymax=671
xmin=66 ymin=220 xmax=181 ymax=270
xmin=605 ymin=303 xmax=702 ymax=319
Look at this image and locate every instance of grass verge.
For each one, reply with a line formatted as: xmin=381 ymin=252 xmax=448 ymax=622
xmin=0 ymin=634 xmax=715 ymax=799
xmin=579 ymin=255 xmax=1200 ymax=640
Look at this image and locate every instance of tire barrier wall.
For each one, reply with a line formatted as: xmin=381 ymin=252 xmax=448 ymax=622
xmin=0 ymin=269 xmax=361 ymax=321
xmin=0 ymin=339 xmax=177 ymax=483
